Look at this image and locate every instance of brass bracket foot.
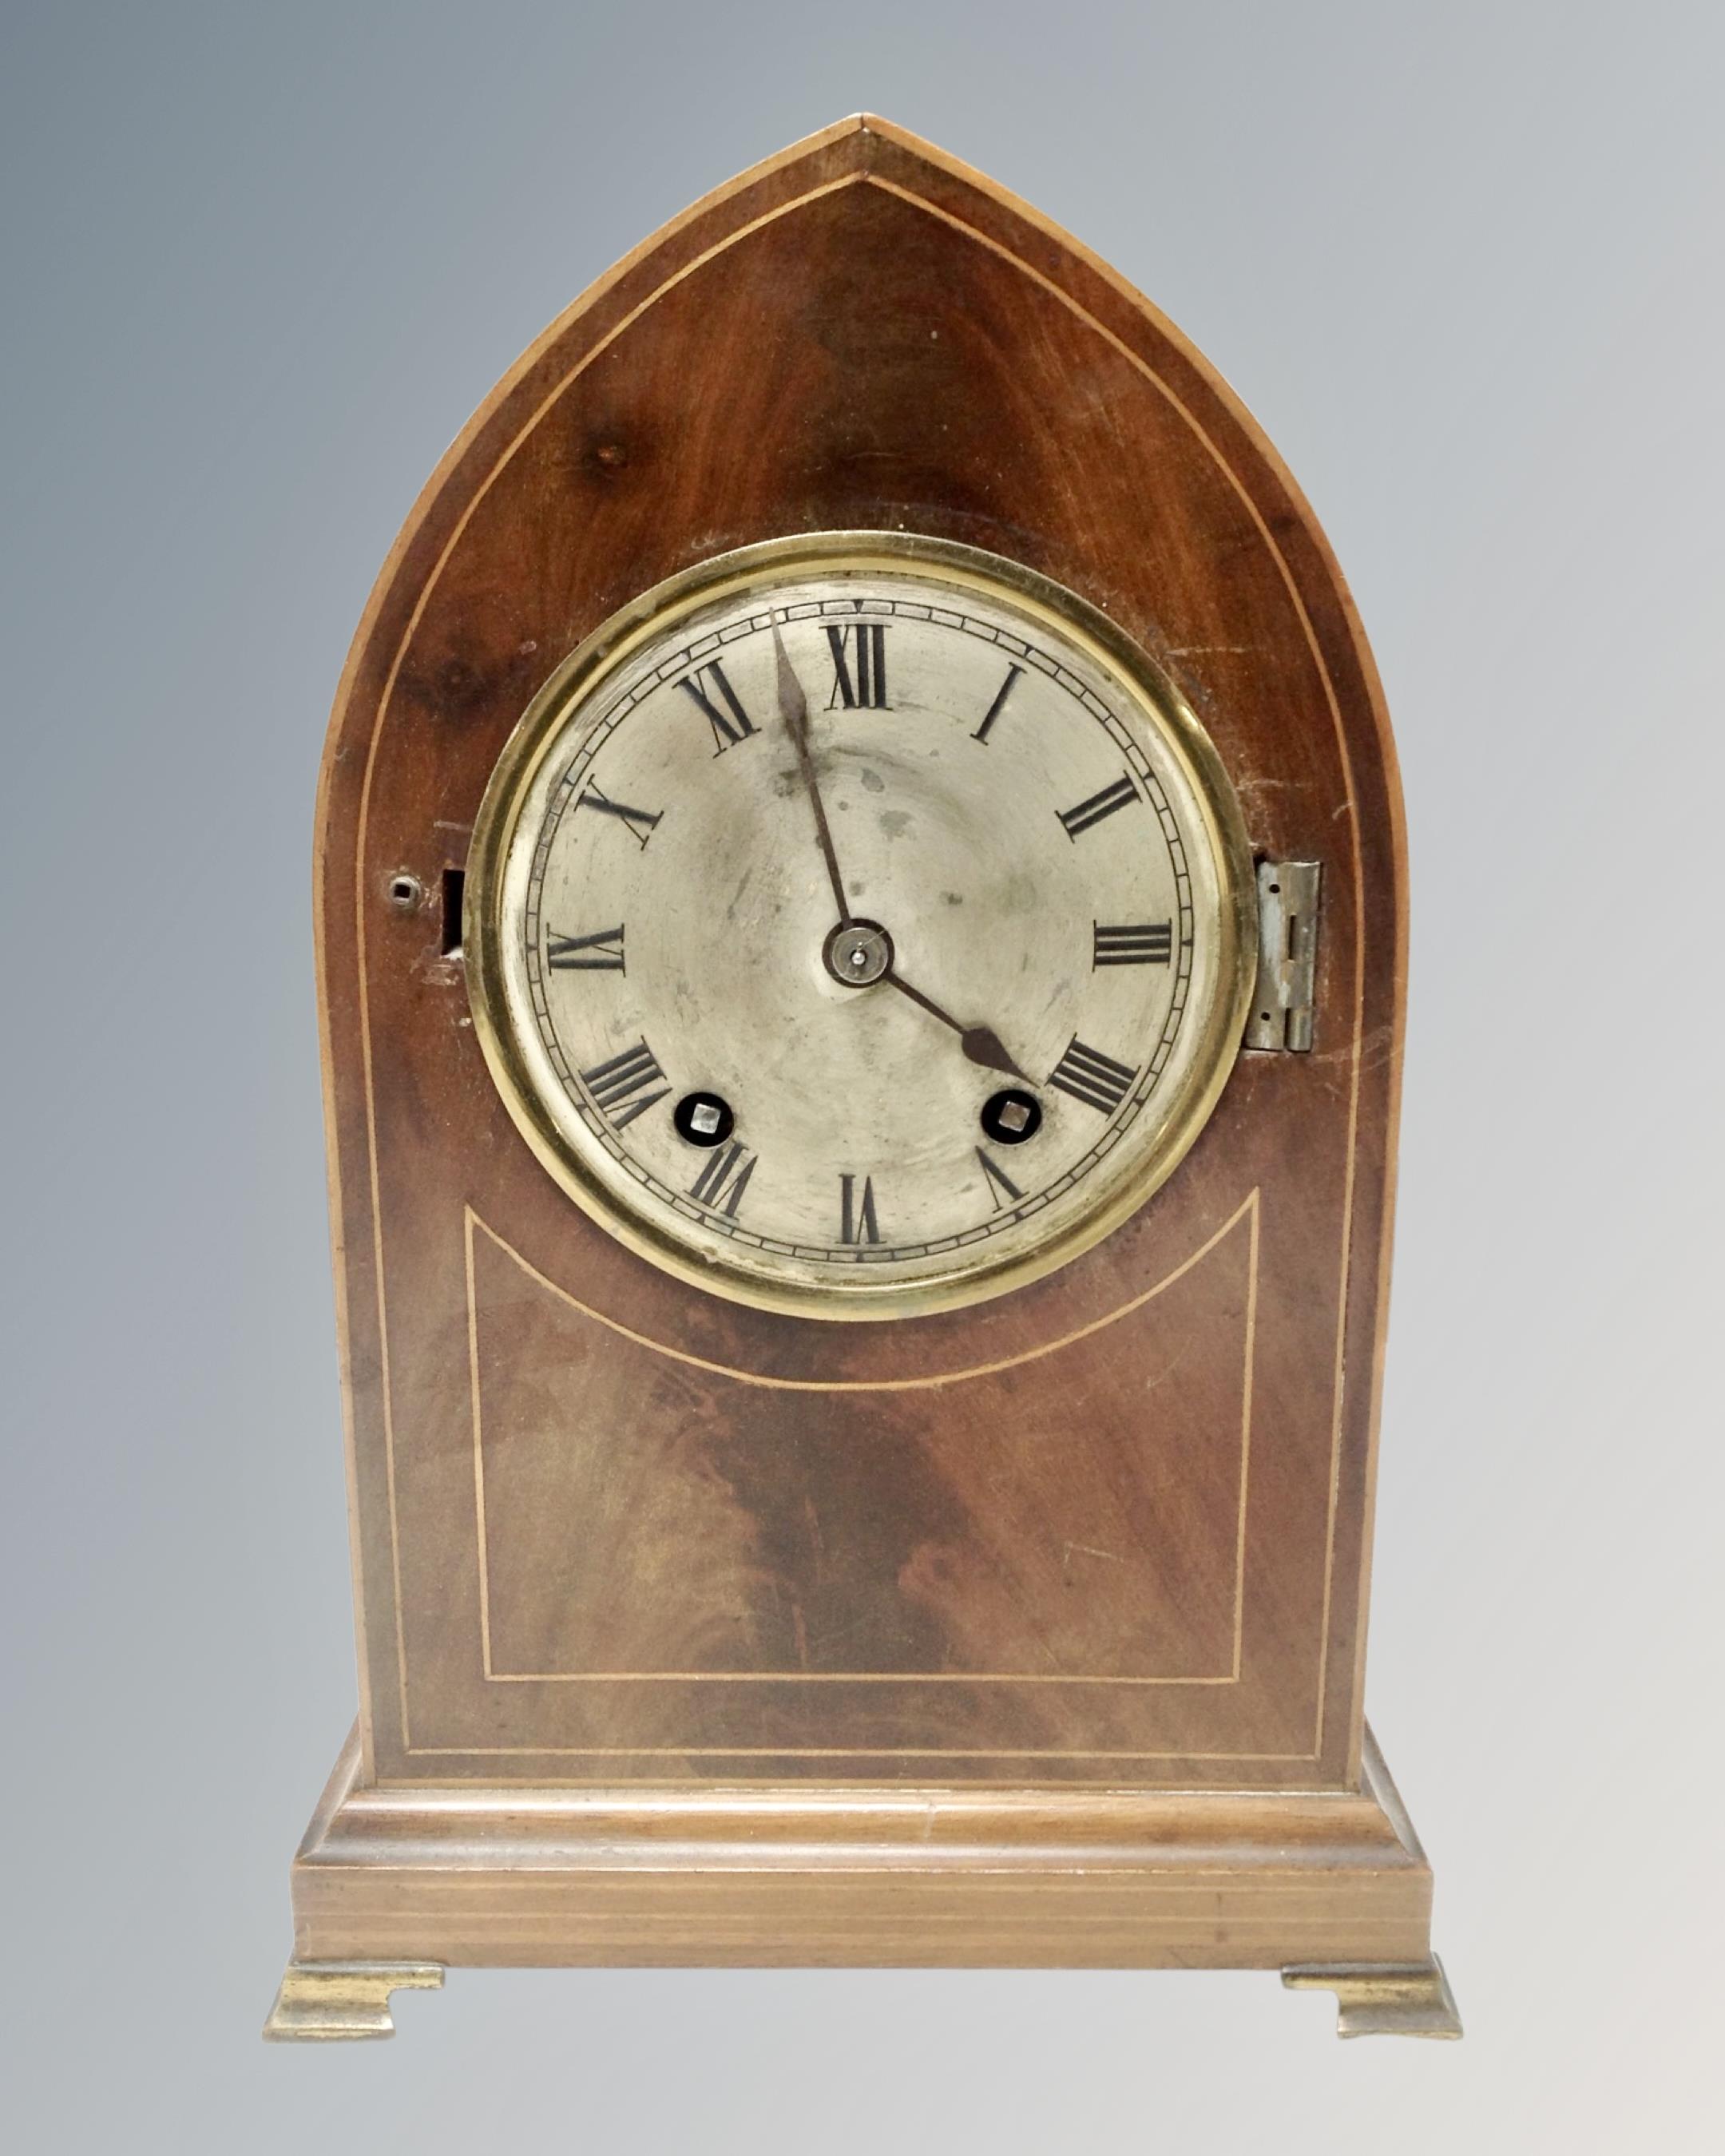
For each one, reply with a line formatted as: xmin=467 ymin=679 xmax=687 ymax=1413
xmin=262 ymin=1959 xmax=444 ymax=2041
xmin=1282 ymin=1956 xmax=1462 ymax=2039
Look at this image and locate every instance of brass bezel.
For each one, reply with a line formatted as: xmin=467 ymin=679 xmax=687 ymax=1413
xmin=466 ymin=531 xmax=1258 ymax=1322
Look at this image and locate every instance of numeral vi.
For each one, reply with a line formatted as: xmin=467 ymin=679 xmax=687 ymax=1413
xmin=839 ymin=1172 xmax=881 ymax=1244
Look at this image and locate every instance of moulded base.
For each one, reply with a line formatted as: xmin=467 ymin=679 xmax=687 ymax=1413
xmin=266 ymin=1720 xmax=1455 ymax=2038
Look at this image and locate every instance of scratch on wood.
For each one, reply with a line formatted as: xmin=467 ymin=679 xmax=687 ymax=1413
xmin=1061 ymin=1540 xmax=1124 ymax=1583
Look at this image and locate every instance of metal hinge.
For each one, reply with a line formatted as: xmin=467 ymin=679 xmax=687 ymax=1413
xmin=1245 ymin=860 xmax=1321 ymax=1051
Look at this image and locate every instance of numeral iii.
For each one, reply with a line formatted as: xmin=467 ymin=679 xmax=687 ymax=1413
xmin=1092 ymin=921 xmax=1172 ymax=966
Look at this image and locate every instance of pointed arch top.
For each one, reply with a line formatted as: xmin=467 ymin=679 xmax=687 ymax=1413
xmin=320 ymin=113 xmax=1400 ymax=870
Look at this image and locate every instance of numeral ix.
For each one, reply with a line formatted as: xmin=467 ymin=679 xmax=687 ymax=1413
xmin=547 ymin=925 xmax=625 ymax=971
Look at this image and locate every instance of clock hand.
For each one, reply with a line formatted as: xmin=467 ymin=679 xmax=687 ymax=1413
xmin=880 ymin=965 xmax=1033 ymax=1084
xmin=776 ymin=628 xmax=1029 ymax=1084
xmin=771 ymin=623 xmax=851 ymax=925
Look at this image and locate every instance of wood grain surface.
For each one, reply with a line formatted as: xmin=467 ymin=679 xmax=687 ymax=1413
xmin=313 ymin=116 xmax=1406 ymax=1792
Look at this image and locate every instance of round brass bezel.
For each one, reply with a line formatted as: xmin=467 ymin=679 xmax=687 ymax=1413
xmin=466 ymin=532 xmax=1258 ymax=1322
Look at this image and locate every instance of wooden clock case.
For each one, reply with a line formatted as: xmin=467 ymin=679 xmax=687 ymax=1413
xmin=268 ymin=116 xmax=1457 ymax=2042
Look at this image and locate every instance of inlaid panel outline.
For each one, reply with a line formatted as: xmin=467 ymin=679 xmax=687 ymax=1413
xmin=338 ymin=128 xmax=1371 ymax=1772
xmin=465 ymin=1190 xmax=1260 ymax=1689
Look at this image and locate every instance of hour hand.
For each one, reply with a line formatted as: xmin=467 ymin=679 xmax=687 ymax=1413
xmin=881 ymin=965 xmax=1033 ymax=1085
xmin=958 ymin=1023 xmax=1031 ymax=1084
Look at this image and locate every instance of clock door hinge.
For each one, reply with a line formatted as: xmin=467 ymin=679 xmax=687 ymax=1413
xmin=1245 ymin=860 xmax=1321 ymax=1052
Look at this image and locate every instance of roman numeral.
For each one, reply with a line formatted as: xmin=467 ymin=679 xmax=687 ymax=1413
xmin=678 ymin=658 xmax=757 ymax=753
xmin=1057 ymin=774 xmax=1139 ymax=839
xmin=826 ymin=622 xmax=889 ymax=709
xmin=976 ymin=1147 xmax=1025 ymax=1210
xmin=579 ymin=1039 xmax=669 ymax=1128
xmin=1093 ymin=921 xmax=1172 ymax=966
xmin=688 ymin=1139 xmax=756 ymax=1219
xmin=839 ymin=1172 xmax=881 ymax=1244
xmin=1047 ymin=1036 xmax=1138 ymax=1114
xmin=972 ymin=662 xmax=1024 ymax=744
xmin=546 ymin=924 xmax=625 ymax=971
xmin=577 ymin=781 xmax=661 ymax=849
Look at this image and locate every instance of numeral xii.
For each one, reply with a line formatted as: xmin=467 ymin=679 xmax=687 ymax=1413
xmin=827 ymin=622 xmax=889 ymax=709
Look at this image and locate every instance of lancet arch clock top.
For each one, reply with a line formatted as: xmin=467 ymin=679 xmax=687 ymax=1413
xmin=267 ymin=115 xmax=1458 ymax=2043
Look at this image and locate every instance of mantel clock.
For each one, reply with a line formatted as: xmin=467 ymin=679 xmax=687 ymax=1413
xmin=267 ymin=117 xmax=1458 ymax=2043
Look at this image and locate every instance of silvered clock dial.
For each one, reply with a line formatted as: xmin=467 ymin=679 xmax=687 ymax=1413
xmin=466 ymin=532 xmax=1255 ymax=1317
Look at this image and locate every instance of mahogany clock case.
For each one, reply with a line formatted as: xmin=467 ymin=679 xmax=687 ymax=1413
xmin=280 ymin=115 xmax=1445 ymax=2022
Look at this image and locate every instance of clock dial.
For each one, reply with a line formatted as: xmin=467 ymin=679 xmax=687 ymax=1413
xmin=467 ymin=535 xmax=1255 ymax=1317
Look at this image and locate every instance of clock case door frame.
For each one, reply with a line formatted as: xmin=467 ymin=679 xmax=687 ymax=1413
xmin=308 ymin=113 xmax=1409 ymax=1875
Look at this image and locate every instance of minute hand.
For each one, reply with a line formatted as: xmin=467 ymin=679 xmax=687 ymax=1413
xmin=881 ymin=967 xmax=1031 ymax=1084
xmin=772 ymin=623 xmax=851 ymax=925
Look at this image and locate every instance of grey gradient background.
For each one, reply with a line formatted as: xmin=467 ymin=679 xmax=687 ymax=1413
xmin=2 ymin=2 xmax=1719 ymax=2149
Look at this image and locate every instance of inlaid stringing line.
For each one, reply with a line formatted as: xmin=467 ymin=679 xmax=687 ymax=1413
xmin=464 ymin=1194 xmax=1259 ymax=1690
